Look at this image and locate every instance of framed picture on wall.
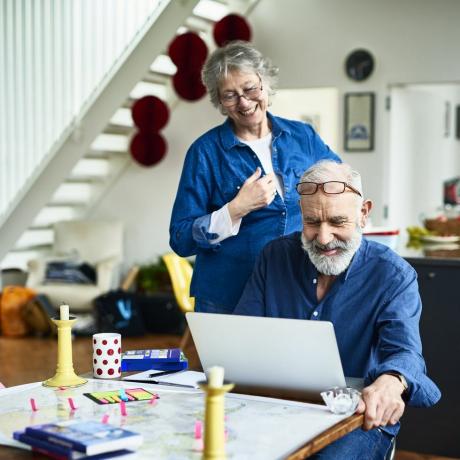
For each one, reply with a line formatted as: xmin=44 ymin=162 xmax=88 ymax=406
xmin=344 ymin=92 xmax=375 ymax=151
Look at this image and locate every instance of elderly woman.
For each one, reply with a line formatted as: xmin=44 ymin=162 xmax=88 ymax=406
xmin=169 ymin=41 xmax=340 ymax=314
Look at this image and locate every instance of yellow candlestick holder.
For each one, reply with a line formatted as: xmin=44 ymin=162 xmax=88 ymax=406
xmin=43 ymin=316 xmax=87 ymax=388
xmin=198 ymin=381 xmax=234 ymax=460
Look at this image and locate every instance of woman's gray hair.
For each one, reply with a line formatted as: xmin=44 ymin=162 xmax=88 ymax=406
xmin=201 ymin=41 xmax=279 ymax=110
xmin=300 ymin=160 xmax=364 ymax=210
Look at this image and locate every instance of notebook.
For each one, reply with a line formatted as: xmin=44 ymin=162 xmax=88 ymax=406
xmin=186 ymin=312 xmax=362 ymax=399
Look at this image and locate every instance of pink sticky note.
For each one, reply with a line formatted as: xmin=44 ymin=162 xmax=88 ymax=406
xmin=149 ymin=395 xmax=158 ymax=406
xmin=194 ymin=420 xmax=202 ymax=439
xmin=30 ymin=398 xmax=38 ymax=412
xmin=68 ymin=397 xmax=77 ymax=411
xmin=120 ymin=400 xmax=127 ymax=417
xmin=101 ymin=414 xmax=110 ymax=424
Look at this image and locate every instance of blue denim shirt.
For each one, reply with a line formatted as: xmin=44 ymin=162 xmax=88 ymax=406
xmin=169 ymin=113 xmax=340 ymax=311
xmin=234 ymin=233 xmax=441 ymax=433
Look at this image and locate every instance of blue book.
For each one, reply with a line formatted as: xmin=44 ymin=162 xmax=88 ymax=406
xmin=121 ymin=348 xmax=188 ymax=372
xmin=23 ymin=420 xmax=142 ymax=456
xmin=14 ymin=430 xmax=135 ymax=459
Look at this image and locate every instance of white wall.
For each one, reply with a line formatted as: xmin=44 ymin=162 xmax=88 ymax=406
xmin=92 ymin=0 xmax=460 ymax=271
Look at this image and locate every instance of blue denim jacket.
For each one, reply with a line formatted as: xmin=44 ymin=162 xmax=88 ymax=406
xmin=169 ymin=113 xmax=340 ymax=311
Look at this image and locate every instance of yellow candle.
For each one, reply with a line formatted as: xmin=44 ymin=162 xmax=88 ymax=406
xmin=207 ymin=366 xmax=224 ymax=388
xmin=60 ymin=304 xmax=70 ymax=320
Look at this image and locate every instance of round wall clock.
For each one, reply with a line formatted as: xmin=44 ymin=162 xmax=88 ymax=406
xmin=345 ymin=49 xmax=375 ymax=82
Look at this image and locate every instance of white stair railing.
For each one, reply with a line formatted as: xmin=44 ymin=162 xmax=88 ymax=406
xmin=0 ymin=0 xmax=200 ymax=264
xmin=0 ymin=0 xmax=168 ymax=222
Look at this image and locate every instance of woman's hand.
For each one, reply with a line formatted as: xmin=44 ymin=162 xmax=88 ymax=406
xmin=228 ymin=167 xmax=277 ymax=223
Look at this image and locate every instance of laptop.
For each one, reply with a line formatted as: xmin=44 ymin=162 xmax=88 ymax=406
xmin=186 ymin=312 xmax=362 ymax=400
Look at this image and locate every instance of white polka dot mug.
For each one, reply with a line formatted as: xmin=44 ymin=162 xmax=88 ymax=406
xmin=92 ymin=333 xmax=122 ymax=378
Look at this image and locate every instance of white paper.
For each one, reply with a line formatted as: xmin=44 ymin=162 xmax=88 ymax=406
xmin=122 ymin=370 xmax=205 ymax=389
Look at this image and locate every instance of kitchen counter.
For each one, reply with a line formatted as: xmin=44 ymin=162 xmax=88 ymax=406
xmin=390 ymin=236 xmax=460 ymax=457
xmin=395 ymin=237 xmax=460 ymax=265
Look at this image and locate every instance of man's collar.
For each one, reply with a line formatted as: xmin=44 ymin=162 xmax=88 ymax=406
xmin=219 ymin=112 xmax=292 ymax=151
xmin=342 ymin=237 xmax=367 ymax=282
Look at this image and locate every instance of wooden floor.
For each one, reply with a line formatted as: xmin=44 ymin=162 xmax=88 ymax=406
xmin=0 ymin=334 xmax=457 ymax=460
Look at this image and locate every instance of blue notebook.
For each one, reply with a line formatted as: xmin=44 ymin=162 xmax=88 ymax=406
xmin=22 ymin=420 xmax=142 ymax=456
xmin=121 ymin=348 xmax=188 ymax=372
xmin=14 ymin=430 xmax=134 ymax=459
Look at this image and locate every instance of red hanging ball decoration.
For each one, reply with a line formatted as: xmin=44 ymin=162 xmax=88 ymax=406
xmin=172 ymin=69 xmax=207 ymax=101
xmin=213 ymin=14 xmax=252 ymax=47
xmin=168 ymin=32 xmax=208 ymax=71
xmin=131 ymin=95 xmax=169 ymax=132
xmin=130 ymin=132 xmax=167 ymax=167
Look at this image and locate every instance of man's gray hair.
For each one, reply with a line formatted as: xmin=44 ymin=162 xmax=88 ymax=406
xmin=201 ymin=41 xmax=279 ymax=110
xmin=300 ymin=160 xmax=364 ymax=205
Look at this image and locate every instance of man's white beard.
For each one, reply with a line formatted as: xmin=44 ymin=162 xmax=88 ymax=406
xmin=301 ymin=229 xmax=362 ymax=276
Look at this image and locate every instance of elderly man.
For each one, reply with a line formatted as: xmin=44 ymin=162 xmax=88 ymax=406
xmin=233 ymin=160 xmax=440 ymax=459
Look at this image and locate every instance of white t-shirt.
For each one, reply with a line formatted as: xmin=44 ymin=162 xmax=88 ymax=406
xmin=208 ymin=132 xmax=283 ymax=244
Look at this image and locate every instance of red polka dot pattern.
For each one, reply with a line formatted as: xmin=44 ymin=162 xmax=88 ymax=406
xmin=92 ymin=334 xmax=122 ymax=378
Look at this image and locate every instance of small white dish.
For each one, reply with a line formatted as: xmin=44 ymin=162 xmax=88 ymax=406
xmin=420 ymin=235 xmax=460 ymax=244
xmin=320 ymin=387 xmax=361 ymax=415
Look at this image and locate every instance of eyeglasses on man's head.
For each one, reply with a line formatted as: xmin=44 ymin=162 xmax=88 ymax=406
xmin=296 ymin=181 xmax=362 ymax=197
xmin=220 ymin=77 xmax=263 ymax=107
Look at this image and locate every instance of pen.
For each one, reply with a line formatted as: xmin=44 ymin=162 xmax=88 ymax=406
xmin=149 ymin=381 xmax=196 ymax=389
xmin=148 ymin=370 xmax=181 ymax=378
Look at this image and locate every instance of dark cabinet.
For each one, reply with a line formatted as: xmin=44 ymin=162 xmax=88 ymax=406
xmin=396 ymin=259 xmax=460 ymax=457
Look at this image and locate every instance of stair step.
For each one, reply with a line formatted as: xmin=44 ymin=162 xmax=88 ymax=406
xmin=51 ymin=182 xmax=96 ymax=205
xmin=130 ymin=81 xmax=170 ymax=102
xmin=150 ymin=54 xmax=177 ymax=76
xmin=32 ymin=206 xmax=84 ymax=228
xmin=85 ymin=150 xmax=130 ymax=159
xmin=193 ymin=0 xmax=228 ymax=21
xmin=90 ymin=133 xmax=130 ymax=152
xmin=14 ymin=228 xmax=54 ymax=250
xmin=110 ymin=107 xmax=134 ymax=127
xmin=142 ymin=72 xmax=171 ymax=86
xmin=183 ymin=15 xmax=214 ymax=34
xmin=1 ymin=248 xmax=52 ymax=271
xmin=69 ymin=158 xmax=112 ymax=179
xmin=103 ymin=124 xmax=134 ymax=136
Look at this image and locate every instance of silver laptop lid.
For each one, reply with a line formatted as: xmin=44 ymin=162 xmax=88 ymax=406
xmin=186 ymin=312 xmax=347 ymax=397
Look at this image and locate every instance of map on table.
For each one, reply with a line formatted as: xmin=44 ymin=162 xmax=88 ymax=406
xmin=0 ymin=379 xmax=348 ymax=459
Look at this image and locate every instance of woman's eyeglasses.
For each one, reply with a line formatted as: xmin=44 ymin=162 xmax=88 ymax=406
xmin=220 ymin=77 xmax=263 ymax=107
xmin=296 ymin=181 xmax=362 ymax=197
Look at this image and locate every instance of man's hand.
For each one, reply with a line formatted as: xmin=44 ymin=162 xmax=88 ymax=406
xmin=228 ymin=168 xmax=277 ymax=223
xmin=356 ymin=374 xmax=406 ymax=431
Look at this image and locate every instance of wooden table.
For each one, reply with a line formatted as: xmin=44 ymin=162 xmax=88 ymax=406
xmin=0 ymin=335 xmax=363 ymax=458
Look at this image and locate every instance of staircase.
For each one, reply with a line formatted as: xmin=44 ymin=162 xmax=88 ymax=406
xmin=0 ymin=0 xmax=259 ymax=271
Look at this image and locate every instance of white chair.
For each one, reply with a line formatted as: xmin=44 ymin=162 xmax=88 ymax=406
xmin=26 ymin=220 xmax=123 ymax=312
